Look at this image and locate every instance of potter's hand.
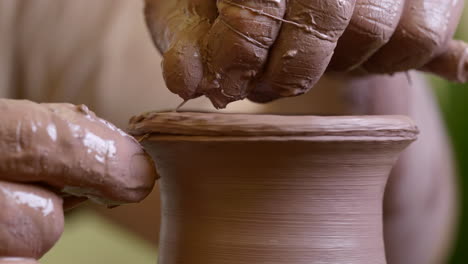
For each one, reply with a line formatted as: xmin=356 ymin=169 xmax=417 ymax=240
xmin=0 ymin=99 xmax=157 ymax=262
xmin=145 ymin=0 xmax=468 ymax=108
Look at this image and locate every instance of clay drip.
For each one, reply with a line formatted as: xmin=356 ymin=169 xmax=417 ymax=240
xmin=130 ymin=112 xmax=418 ymax=264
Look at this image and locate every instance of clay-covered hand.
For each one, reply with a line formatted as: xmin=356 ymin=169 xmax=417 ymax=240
xmin=0 ymin=99 xmax=157 ymax=261
xmin=145 ymin=0 xmax=468 ymax=108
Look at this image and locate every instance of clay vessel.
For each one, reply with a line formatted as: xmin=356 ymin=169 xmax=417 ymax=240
xmin=129 ymin=112 xmax=418 ymax=264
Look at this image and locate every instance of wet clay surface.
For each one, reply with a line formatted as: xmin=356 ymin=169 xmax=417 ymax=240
xmin=0 ymin=258 xmax=38 ymax=264
xmin=0 ymin=98 xmax=158 ymax=260
xmin=131 ymin=112 xmax=417 ymax=264
xmin=145 ymin=0 xmax=468 ymax=108
xmin=0 ymin=182 xmax=63 ymax=259
xmin=0 ymin=99 xmax=157 ymax=205
xmin=129 ymin=111 xmax=418 ymax=140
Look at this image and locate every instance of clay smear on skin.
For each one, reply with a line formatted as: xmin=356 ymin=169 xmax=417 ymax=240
xmin=0 ymin=186 xmax=55 ymax=217
xmin=0 ymin=99 xmax=157 ymax=261
xmin=0 ymin=181 xmax=64 ymax=260
xmin=223 ymin=0 xmax=318 ymax=34
xmin=0 ymin=258 xmax=38 ymax=264
xmin=152 ymin=0 xmax=468 ymax=109
xmin=0 ymin=99 xmax=157 ymax=205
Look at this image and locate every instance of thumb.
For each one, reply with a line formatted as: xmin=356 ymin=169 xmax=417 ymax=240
xmin=422 ymin=39 xmax=468 ymax=83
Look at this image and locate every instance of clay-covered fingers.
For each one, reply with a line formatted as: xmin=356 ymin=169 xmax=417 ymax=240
xmin=248 ymin=0 xmax=356 ymax=103
xmin=0 ymin=181 xmax=63 ymax=260
xmin=329 ymin=0 xmax=405 ymax=71
xmin=145 ymin=0 xmax=218 ymax=100
xmin=146 ymin=0 xmax=468 ymax=108
xmin=200 ymin=0 xmax=287 ymax=108
xmin=364 ymin=0 xmax=464 ymax=74
xmin=145 ymin=0 xmax=287 ymax=108
xmin=0 ymin=99 xmax=157 ymax=205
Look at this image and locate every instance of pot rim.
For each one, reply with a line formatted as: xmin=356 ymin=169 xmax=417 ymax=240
xmin=128 ymin=111 xmax=419 ymax=142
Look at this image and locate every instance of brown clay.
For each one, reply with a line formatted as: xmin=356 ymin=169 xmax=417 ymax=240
xmin=129 ymin=111 xmax=418 ymax=138
xmin=0 ymin=181 xmax=63 ymax=259
xmin=0 ymin=99 xmax=157 ymax=205
xmin=0 ymin=258 xmax=38 ymax=264
xmin=329 ymin=0 xmax=405 ymax=71
xmin=130 ymin=111 xmax=418 ymax=264
xmin=249 ymin=0 xmax=355 ymax=103
xmin=145 ymin=0 xmax=468 ymax=108
xmin=0 ymin=99 xmax=158 ymax=261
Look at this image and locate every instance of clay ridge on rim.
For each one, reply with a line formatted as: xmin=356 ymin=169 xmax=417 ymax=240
xmin=128 ymin=111 xmax=419 ymax=141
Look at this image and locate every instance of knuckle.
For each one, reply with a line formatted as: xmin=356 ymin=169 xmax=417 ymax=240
xmin=217 ymin=0 xmax=285 ymax=46
xmin=287 ymin=0 xmax=354 ymax=41
xmin=350 ymin=0 xmax=402 ymax=43
xmin=219 ymin=16 xmax=278 ymax=47
xmin=401 ymin=9 xmax=446 ymax=53
xmin=404 ymin=24 xmax=444 ymax=53
xmin=219 ymin=0 xmax=286 ymax=15
xmin=206 ymin=19 xmax=269 ymax=67
xmin=350 ymin=13 xmax=394 ymax=41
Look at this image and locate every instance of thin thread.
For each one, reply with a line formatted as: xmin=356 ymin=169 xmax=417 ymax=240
xmin=405 ymin=71 xmax=413 ymax=86
xmin=219 ymin=18 xmax=269 ymax=49
xmin=223 ymin=0 xmax=309 ymax=31
xmin=175 ymin=100 xmax=188 ymax=112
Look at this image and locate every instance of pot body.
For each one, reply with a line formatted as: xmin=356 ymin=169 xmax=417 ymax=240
xmin=144 ymin=136 xmax=412 ymax=264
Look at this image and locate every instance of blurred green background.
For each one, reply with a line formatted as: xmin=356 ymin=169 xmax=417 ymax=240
xmin=433 ymin=11 xmax=468 ymax=263
xmin=39 ymin=8 xmax=468 ymax=264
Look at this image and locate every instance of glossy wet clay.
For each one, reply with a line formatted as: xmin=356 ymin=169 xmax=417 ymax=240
xmin=0 ymin=99 xmax=158 ymax=260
